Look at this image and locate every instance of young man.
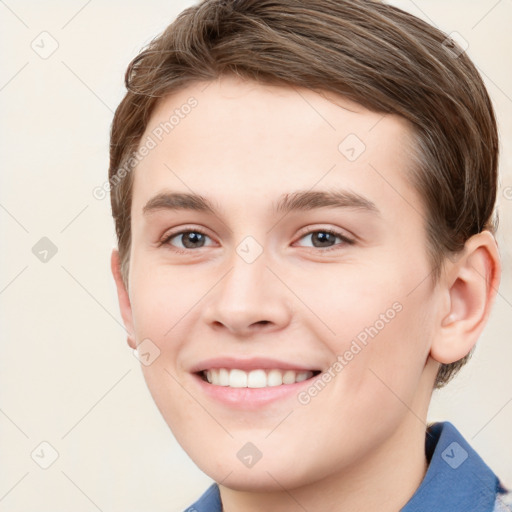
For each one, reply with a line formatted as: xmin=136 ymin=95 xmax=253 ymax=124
xmin=108 ymin=0 xmax=511 ymax=510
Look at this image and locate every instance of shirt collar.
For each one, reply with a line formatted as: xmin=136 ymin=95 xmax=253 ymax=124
xmin=187 ymin=421 xmax=501 ymax=512
xmin=186 ymin=482 xmax=221 ymax=512
xmin=402 ymin=421 xmax=500 ymax=511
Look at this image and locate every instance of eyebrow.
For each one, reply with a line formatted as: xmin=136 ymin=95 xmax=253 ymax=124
xmin=142 ymin=189 xmax=379 ymax=216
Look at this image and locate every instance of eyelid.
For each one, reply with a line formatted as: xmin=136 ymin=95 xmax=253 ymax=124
xmin=294 ymin=225 xmax=355 ymax=244
xmin=158 ymin=225 xmax=216 ymax=247
xmin=159 ymin=224 xmax=356 ymax=253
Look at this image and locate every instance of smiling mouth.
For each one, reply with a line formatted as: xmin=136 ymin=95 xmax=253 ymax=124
xmin=197 ymin=368 xmax=322 ymax=388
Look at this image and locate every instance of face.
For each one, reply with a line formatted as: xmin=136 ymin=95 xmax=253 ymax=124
xmin=119 ymin=75 xmax=442 ymax=490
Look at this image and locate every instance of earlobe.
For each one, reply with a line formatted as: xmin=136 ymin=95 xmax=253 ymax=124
xmin=430 ymin=231 xmax=501 ymax=365
xmin=110 ymin=248 xmax=136 ymax=349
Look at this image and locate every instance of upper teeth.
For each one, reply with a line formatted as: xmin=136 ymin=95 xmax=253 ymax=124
xmin=204 ymin=368 xmax=314 ymax=388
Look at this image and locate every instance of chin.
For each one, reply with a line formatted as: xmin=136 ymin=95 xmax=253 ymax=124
xmin=195 ymin=448 xmax=325 ymax=493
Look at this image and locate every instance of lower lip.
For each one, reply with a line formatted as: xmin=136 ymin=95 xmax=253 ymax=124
xmin=191 ymin=373 xmax=318 ymax=409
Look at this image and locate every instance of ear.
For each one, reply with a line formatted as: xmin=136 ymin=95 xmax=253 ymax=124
xmin=430 ymin=231 xmax=501 ymax=364
xmin=110 ymin=248 xmax=136 ymax=349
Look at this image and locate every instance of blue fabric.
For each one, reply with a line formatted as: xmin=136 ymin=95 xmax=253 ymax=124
xmin=184 ymin=482 xmax=221 ymax=512
xmin=185 ymin=421 xmax=510 ymax=511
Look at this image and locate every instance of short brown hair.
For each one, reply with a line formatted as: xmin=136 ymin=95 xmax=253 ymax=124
xmin=108 ymin=0 xmax=499 ymax=388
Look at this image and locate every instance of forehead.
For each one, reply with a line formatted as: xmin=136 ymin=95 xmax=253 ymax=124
xmin=131 ymin=75 xmax=421 ymax=221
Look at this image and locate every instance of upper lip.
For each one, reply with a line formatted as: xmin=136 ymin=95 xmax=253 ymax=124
xmin=189 ymin=357 xmax=322 ymax=373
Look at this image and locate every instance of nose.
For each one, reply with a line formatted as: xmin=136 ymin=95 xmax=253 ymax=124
xmin=201 ymin=249 xmax=293 ymax=337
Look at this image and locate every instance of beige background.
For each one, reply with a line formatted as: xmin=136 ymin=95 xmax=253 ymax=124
xmin=0 ymin=1 xmax=511 ymax=510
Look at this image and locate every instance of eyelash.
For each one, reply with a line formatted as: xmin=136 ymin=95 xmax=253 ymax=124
xmin=159 ymin=226 xmax=355 ymax=255
xmin=159 ymin=227 xmax=211 ymax=255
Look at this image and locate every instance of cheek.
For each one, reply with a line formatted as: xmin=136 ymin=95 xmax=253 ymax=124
xmin=129 ymin=266 xmax=204 ymax=341
xmin=281 ymin=261 xmax=397 ymax=338
xmin=128 ymin=277 xmax=197 ymax=434
xmin=304 ymin=269 xmax=403 ymax=352
xmin=320 ymin=266 xmax=434 ymax=401
xmin=339 ymin=286 xmax=434 ymax=412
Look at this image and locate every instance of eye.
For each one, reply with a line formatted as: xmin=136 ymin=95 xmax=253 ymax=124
xmin=294 ymin=228 xmax=354 ymax=251
xmin=160 ymin=228 xmax=215 ymax=253
xmin=159 ymin=227 xmax=355 ymax=254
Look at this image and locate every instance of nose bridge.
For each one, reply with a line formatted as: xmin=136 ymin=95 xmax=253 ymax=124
xmin=203 ymin=238 xmax=292 ymax=334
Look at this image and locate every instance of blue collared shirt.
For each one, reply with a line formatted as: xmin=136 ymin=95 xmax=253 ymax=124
xmin=185 ymin=421 xmax=511 ymax=511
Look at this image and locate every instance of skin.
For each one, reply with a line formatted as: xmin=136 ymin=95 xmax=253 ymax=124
xmin=111 ymin=75 xmax=500 ymax=511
